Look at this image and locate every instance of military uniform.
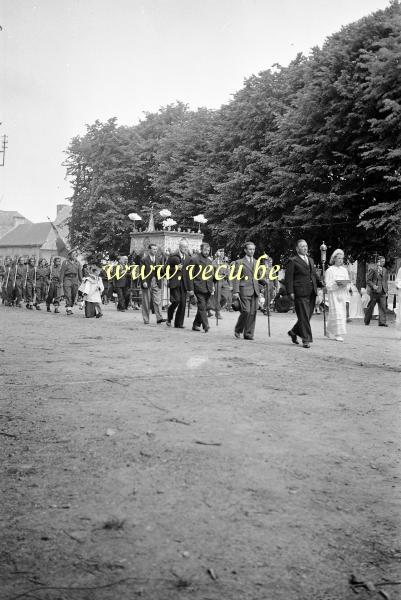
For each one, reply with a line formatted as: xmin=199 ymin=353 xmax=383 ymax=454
xmin=25 ymin=264 xmax=37 ymax=308
xmin=35 ymin=266 xmax=50 ymax=308
xmin=1 ymin=261 xmax=12 ymax=305
xmin=46 ymin=264 xmax=62 ymax=312
xmin=12 ymin=262 xmax=26 ymax=307
xmin=60 ymin=258 xmax=82 ymax=313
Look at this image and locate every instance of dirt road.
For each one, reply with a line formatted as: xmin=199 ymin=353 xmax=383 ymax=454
xmin=1 ymin=305 xmax=400 ymax=600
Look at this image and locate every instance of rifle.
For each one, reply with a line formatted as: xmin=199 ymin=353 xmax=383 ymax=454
xmin=47 ymin=258 xmax=53 ymax=297
xmin=33 ymin=266 xmax=37 ymax=305
xmin=24 ymin=263 xmax=29 ymax=301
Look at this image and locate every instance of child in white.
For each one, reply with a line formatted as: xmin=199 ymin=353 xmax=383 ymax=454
xmin=82 ymin=265 xmax=104 ymax=318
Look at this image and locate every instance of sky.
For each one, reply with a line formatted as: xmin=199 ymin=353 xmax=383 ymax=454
xmin=0 ymin=0 xmax=392 ymax=223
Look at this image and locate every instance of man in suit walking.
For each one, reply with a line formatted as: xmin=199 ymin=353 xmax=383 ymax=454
xmin=166 ymin=239 xmax=191 ymax=328
xmin=232 ymin=241 xmax=264 ymax=340
xmin=285 ymin=239 xmax=321 ymax=348
xmin=112 ymin=255 xmax=131 ymax=312
xmin=186 ymin=242 xmax=214 ymax=332
xmin=365 ymin=255 xmax=388 ymax=327
xmin=140 ymin=243 xmax=166 ymax=325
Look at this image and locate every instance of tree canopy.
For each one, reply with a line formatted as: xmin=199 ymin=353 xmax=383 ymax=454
xmin=65 ymin=1 xmax=401 ymax=261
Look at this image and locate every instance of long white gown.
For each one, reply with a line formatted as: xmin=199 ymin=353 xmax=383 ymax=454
xmin=395 ymin=267 xmax=401 ymax=329
xmin=325 ymin=265 xmax=349 ymax=336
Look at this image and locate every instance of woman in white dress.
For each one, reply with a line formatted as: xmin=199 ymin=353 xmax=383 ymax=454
xmin=395 ymin=266 xmax=401 ymax=329
xmin=325 ymin=249 xmax=351 ymax=341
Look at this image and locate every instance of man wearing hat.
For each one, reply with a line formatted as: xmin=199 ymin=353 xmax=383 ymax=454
xmin=60 ymin=250 xmax=82 ymax=315
xmin=25 ymin=257 xmax=37 ymax=310
xmin=232 ymin=241 xmax=264 ymax=340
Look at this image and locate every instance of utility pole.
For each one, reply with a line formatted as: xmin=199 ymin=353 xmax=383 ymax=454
xmin=0 ymin=134 xmax=8 ymax=166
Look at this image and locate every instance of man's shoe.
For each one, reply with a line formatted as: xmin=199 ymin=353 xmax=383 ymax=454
xmin=54 ymin=307 xmax=60 ymax=313
xmin=244 ymin=336 xmax=254 ymax=340
xmin=35 ymin=305 xmax=41 ymax=310
xmin=157 ymin=318 xmax=166 ymax=324
xmin=234 ymin=331 xmax=241 ymax=339
xmin=192 ymin=325 xmax=201 ymax=331
xmin=66 ymin=308 xmax=73 ymax=315
xmin=46 ymin=306 xmax=51 ymax=312
xmin=166 ymin=320 xmax=172 ymax=327
xmin=379 ymin=323 xmax=388 ymax=327
xmin=96 ymin=313 xmax=103 ymax=319
xmin=302 ymin=342 xmax=310 ymax=348
xmin=175 ymin=325 xmax=185 ymax=329
xmin=334 ymin=336 xmax=344 ymax=342
xmin=288 ymin=330 xmax=299 ymax=344
xmin=143 ymin=321 xmax=149 ymax=324
xmin=364 ymin=322 xmax=370 ymax=326
xmin=117 ymin=308 xmax=126 ymax=312
xmin=204 ymin=326 xmax=210 ymax=333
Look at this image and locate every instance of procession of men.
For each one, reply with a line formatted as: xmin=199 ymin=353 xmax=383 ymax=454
xmin=0 ymin=238 xmax=397 ymax=343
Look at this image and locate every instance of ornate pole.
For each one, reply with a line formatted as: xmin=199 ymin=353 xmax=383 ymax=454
xmin=320 ymin=242 xmax=327 ymax=336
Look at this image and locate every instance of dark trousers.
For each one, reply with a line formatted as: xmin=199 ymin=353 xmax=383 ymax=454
xmin=47 ymin=282 xmax=62 ymax=306
xmin=235 ymin=293 xmax=258 ymax=338
xmin=116 ymin=287 xmax=130 ymax=310
xmin=365 ymin=293 xmax=387 ymax=325
xmin=14 ymin=280 xmax=23 ymax=305
xmin=25 ymin=282 xmax=35 ymax=304
xmin=168 ymin=284 xmax=186 ymax=327
xmin=193 ymin=291 xmax=211 ymax=330
xmin=291 ymin=293 xmax=315 ymax=342
xmin=64 ymin=278 xmax=79 ymax=308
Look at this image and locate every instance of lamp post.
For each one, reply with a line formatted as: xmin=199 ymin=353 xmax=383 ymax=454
xmin=320 ymin=241 xmax=327 ymax=336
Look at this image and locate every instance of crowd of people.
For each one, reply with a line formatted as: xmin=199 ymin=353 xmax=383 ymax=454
xmin=1 ymin=239 xmax=399 ymax=345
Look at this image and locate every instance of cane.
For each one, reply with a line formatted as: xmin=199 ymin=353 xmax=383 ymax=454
xmin=320 ymin=242 xmax=327 ymax=336
xmin=187 ymin=294 xmax=191 ymax=317
xmin=266 ymin=284 xmax=271 ymax=337
xmin=215 ymin=280 xmax=219 ymax=327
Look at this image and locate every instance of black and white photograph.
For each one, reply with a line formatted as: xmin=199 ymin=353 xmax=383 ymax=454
xmin=1 ymin=1 xmax=400 ymax=598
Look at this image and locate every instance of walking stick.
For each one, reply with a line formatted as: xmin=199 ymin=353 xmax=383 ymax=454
xmin=187 ymin=294 xmax=191 ymax=317
xmin=320 ymin=242 xmax=327 ymax=336
xmin=215 ymin=280 xmax=219 ymax=327
xmin=266 ymin=283 xmax=271 ymax=337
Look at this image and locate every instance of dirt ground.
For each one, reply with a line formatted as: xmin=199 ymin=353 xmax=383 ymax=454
xmin=1 ymin=303 xmax=400 ymax=600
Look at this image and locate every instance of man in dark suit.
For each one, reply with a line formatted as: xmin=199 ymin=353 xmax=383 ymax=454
xmin=186 ymin=242 xmax=214 ymax=332
xmin=139 ymin=243 xmax=166 ymax=324
xmin=365 ymin=256 xmax=388 ymax=327
xmin=112 ymin=255 xmax=131 ymax=312
xmin=166 ymin=239 xmax=191 ymax=328
xmin=232 ymin=241 xmax=264 ymax=340
xmin=285 ymin=239 xmax=321 ymax=348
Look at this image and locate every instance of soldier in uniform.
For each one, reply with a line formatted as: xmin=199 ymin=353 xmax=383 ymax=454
xmin=34 ymin=258 xmax=50 ymax=310
xmin=46 ymin=257 xmax=62 ymax=313
xmin=12 ymin=257 xmax=26 ymax=308
xmin=1 ymin=257 xmax=12 ymax=305
xmin=25 ymin=257 xmax=37 ymax=310
xmin=60 ymin=250 xmax=82 ymax=315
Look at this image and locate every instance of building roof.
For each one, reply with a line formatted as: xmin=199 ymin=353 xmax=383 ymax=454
xmin=0 ymin=222 xmax=52 ymax=247
xmin=0 ymin=210 xmax=31 ymax=238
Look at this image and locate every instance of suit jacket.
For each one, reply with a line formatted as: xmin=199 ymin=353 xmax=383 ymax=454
xmin=111 ymin=263 xmax=131 ymax=289
xmin=366 ymin=266 xmax=388 ymax=295
xmin=231 ymin=256 xmax=264 ymax=297
xmin=166 ymin=252 xmax=189 ymax=290
xmin=285 ymin=255 xmax=320 ymax=298
xmin=185 ymin=254 xmax=215 ymax=294
xmin=139 ymin=255 xmax=163 ymax=289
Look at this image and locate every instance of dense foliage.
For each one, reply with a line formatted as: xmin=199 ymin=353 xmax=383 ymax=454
xmin=65 ymin=2 xmax=401 ymax=261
